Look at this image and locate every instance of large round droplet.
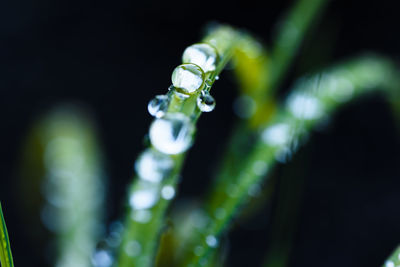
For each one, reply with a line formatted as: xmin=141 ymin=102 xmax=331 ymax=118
xmin=148 ymin=95 xmax=169 ymax=118
xmin=135 ymin=149 xmax=173 ymax=183
xmin=171 ymin=63 xmax=205 ymax=94
xmin=149 ymin=113 xmax=195 ymax=155
xmin=182 ymin=43 xmax=219 ymax=73
xmin=197 ymin=90 xmax=216 ymax=112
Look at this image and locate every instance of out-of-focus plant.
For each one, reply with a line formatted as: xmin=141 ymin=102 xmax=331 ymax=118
xmin=0 ymin=203 xmax=13 ymax=267
xmin=3 ymin=0 xmax=400 ymax=266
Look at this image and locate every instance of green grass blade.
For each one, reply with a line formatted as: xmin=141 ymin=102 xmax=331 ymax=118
xmin=0 ymin=203 xmax=14 ymax=267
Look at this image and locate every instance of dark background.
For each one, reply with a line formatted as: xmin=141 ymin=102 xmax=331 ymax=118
xmin=1 ymin=0 xmax=399 ymax=266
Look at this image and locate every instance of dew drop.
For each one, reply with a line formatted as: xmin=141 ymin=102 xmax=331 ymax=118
xmin=161 ymin=185 xmax=176 ymax=200
xmin=385 ymin=261 xmax=395 ymax=267
xmin=262 ymin=123 xmax=291 ymax=146
xmin=131 ymin=210 xmax=152 ymax=223
xmin=149 ymin=113 xmax=194 ymax=155
xmin=182 ymin=43 xmax=219 ymax=73
xmin=171 ymin=63 xmax=205 ymax=94
xmin=252 ymin=160 xmax=268 ymax=176
xmin=124 ymin=240 xmax=142 ymax=257
xmin=286 ymin=93 xmax=323 ymax=120
xmin=205 ymin=235 xmax=218 ymax=248
xmin=197 ymin=90 xmax=216 ymax=112
xmin=129 ymin=188 xmax=159 ymax=210
xmin=147 ymin=95 xmax=169 ymax=118
xmin=135 ymin=149 xmax=173 ymax=183
xmin=92 ymin=249 xmax=113 ymax=267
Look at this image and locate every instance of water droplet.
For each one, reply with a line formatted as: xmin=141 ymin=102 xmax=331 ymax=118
xmin=385 ymin=261 xmax=395 ymax=267
xmin=131 ymin=210 xmax=152 ymax=223
xmin=129 ymin=188 xmax=159 ymax=210
xmin=252 ymin=160 xmax=268 ymax=176
xmin=215 ymin=75 xmax=219 ymax=80
xmin=287 ymin=93 xmax=323 ymax=120
xmin=205 ymin=235 xmax=218 ymax=248
xmin=135 ymin=149 xmax=173 ymax=183
xmin=92 ymin=249 xmax=113 ymax=267
xmin=262 ymin=123 xmax=291 ymax=146
xmin=124 ymin=240 xmax=141 ymax=257
xmin=148 ymin=95 xmax=169 ymax=118
xmin=197 ymin=90 xmax=216 ymax=112
xmin=171 ymin=63 xmax=205 ymax=95
xmin=248 ymin=184 xmax=261 ymax=197
xmin=182 ymin=43 xmax=219 ymax=73
xmin=161 ymin=185 xmax=176 ymax=200
xmin=149 ymin=113 xmax=194 ymax=155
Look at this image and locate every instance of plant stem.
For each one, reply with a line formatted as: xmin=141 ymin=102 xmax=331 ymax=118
xmin=268 ymin=0 xmax=329 ymax=94
xmin=383 ymin=246 xmax=400 ymax=267
xmin=182 ymin=55 xmax=400 ymax=266
xmin=116 ymin=25 xmax=242 ymax=267
xmin=0 ymin=203 xmax=14 ymax=267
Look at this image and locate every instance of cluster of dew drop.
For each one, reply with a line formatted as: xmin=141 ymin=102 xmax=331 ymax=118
xmin=114 ymin=42 xmax=220 ymax=263
xmin=147 ymin=42 xmax=219 ymax=155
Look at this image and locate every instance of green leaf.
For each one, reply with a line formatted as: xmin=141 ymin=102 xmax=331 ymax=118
xmin=0 ymin=203 xmax=14 ymax=267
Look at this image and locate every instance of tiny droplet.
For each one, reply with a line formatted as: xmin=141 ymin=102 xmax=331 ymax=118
xmin=197 ymin=90 xmax=216 ymax=112
xmin=148 ymin=95 xmax=169 ymax=118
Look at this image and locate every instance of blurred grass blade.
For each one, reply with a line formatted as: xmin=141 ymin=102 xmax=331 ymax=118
xmin=383 ymin=246 xmax=400 ymax=267
xmin=0 ymin=203 xmax=14 ymax=267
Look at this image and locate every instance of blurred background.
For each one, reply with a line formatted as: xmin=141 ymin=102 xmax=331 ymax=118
xmin=0 ymin=0 xmax=399 ymax=266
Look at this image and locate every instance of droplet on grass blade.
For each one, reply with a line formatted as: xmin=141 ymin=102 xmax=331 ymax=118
xmin=129 ymin=188 xmax=159 ymax=210
xmin=205 ymin=235 xmax=218 ymax=248
xmin=171 ymin=63 xmax=205 ymax=95
xmin=161 ymin=185 xmax=176 ymax=200
xmin=149 ymin=113 xmax=194 ymax=155
xmin=147 ymin=95 xmax=169 ymax=118
xmin=135 ymin=149 xmax=173 ymax=183
xmin=182 ymin=43 xmax=219 ymax=73
xmin=197 ymin=90 xmax=216 ymax=112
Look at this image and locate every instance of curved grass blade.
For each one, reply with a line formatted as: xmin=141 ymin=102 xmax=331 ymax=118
xmin=0 ymin=203 xmax=14 ymax=267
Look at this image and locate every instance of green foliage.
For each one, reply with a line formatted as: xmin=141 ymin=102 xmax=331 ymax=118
xmin=0 ymin=203 xmax=13 ymax=267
